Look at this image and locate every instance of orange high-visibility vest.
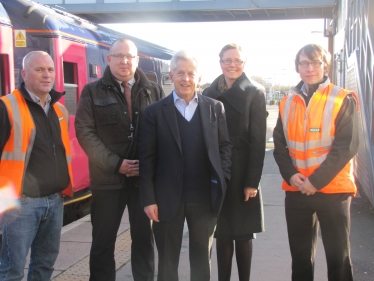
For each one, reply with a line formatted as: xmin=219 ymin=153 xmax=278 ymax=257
xmin=0 ymin=89 xmax=73 ymax=197
xmin=279 ymin=83 xmax=358 ymax=194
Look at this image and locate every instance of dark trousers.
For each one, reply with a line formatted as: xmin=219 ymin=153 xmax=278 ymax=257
xmin=285 ymin=191 xmax=353 ymax=281
xmin=89 ymin=188 xmax=154 ymax=281
xmin=153 ymin=202 xmax=217 ymax=281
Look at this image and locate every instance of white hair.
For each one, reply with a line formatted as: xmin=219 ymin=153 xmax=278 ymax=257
xmin=170 ymin=50 xmax=199 ymax=73
xmin=22 ymin=51 xmax=51 ymax=70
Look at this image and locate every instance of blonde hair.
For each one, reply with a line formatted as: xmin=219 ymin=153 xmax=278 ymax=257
xmin=219 ymin=43 xmax=246 ymax=60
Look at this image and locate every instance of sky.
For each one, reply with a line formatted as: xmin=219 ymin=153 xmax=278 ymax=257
xmin=103 ymin=19 xmax=328 ymax=87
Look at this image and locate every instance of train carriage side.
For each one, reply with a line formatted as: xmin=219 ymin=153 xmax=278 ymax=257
xmin=1 ymin=0 xmax=174 ymax=222
xmin=95 ymin=24 xmax=174 ymax=93
xmin=3 ymin=2 xmax=97 ymax=201
xmin=0 ymin=3 xmax=14 ymax=97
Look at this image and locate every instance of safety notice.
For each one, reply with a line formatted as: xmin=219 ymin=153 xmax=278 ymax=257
xmin=15 ymin=30 xmax=26 ymax=47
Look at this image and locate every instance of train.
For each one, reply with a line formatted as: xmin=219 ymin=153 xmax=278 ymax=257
xmin=0 ymin=0 xmax=174 ymax=223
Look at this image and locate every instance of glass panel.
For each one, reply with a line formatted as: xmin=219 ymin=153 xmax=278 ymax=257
xmin=36 ymin=0 xmax=63 ymax=4
xmin=65 ymin=0 xmax=96 ymax=3
xmin=138 ymin=0 xmax=170 ymax=2
xmin=104 ymin=0 xmax=136 ymax=3
xmin=64 ymin=84 xmax=78 ymax=115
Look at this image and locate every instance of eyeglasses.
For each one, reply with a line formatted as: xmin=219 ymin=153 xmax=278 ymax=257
xmin=110 ymin=53 xmax=137 ymax=61
xmin=221 ymin=59 xmax=245 ymax=65
xmin=298 ymin=61 xmax=323 ymax=68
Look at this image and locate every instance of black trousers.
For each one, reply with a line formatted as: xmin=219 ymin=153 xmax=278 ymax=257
xmin=153 ymin=202 xmax=217 ymax=281
xmin=89 ymin=187 xmax=154 ymax=281
xmin=285 ymin=191 xmax=353 ymax=281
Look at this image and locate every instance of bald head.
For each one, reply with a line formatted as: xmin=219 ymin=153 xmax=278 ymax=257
xmin=107 ymin=38 xmax=139 ymax=82
xmin=21 ymin=51 xmax=55 ymax=99
xmin=109 ymin=38 xmax=138 ymax=54
xmin=22 ymin=51 xmax=53 ymax=71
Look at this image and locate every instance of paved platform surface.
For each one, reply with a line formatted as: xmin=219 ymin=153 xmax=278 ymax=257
xmin=20 ymin=105 xmax=374 ymax=280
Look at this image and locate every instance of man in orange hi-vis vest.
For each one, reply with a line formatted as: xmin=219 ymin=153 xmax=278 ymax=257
xmin=0 ymin=51 xmax=73 ymax=281
xmin=273 ymin=44 xmax=358 ymax=281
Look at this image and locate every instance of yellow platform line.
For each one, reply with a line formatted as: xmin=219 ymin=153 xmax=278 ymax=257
xmin=52 ymin=229 xmax=132 ymax=280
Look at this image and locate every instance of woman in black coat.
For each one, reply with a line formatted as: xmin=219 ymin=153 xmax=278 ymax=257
xmin=203 ymin=43 xmax=267 ymax=281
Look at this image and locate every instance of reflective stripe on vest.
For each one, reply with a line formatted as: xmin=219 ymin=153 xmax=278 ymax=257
xmin=279 ymin=84 xmax=358 ymax=194
xmin=0 ymin=89 xmax=73 ymax=197
xmin=53 ymin=102 xmax=73 ymax=197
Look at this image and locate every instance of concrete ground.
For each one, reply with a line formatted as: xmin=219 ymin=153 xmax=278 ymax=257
xmin=21 ymin=104 xmax=373 ymax=281
xmin=115 ymin=149 xmax=330 ymax=281
xmin=115 ymin=105 xmax=374 ymax=280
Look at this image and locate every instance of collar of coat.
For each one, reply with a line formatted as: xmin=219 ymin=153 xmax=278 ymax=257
xmin=208 ymin=72 xmax=257 ymax=115
xmin=101 ymin=65 xmax=154 ymax=93
xmin=292 ymin=75 xmax=330 ymax=96
xmin=18 ymin=82 xmax=65 ymax=106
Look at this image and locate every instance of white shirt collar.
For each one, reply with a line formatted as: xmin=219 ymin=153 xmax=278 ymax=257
xmin=172 ymin=90 xmax=199 ymax=104
xmin=116 ymin=77 xmax=136 ymax=89
xmin=25 ymin=88 xmax=52 ymax=106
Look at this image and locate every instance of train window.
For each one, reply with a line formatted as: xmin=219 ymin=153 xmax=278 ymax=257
xmin=63 ymin=62 xmax=78 ymax=114
xmin=89 ymin=63 xmax=98 ymax=78
xmin=0 ymin=59 xmax=3 ymax=96
xmin=0 ymin=55 xmax=8 ymax=96
xmin=64 ymin=62 xmax=76 ymax=84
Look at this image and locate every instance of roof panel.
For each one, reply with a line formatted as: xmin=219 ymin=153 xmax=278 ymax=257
xmin=72 ymin=7 xmax=334 ymax=24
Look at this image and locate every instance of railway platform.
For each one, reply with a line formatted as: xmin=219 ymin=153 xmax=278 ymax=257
xmin=20 ymin=105 xmax=374 ymax=280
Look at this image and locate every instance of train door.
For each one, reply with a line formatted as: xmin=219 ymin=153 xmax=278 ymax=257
xmin=156 ymin=59 xmax=173 ymax=96
xmin=0 ymin=56 xmax=2 ymax=95
xmin=162 ymin=73 xmax=174 ymax=96
xmin=54 ymin=38 xmax=90 ymax=193
xmin=139 ymin=57 xmax=157 ymax=83
xmin=0 ymin=53 xmax=14 ymax=97
xmin=63 ymin=62 xmax=78 ymax=115
xmin=0 ymin=55 xmax=10 ymax=96
xmin=0 ymin=5 xmax=14 ymax=96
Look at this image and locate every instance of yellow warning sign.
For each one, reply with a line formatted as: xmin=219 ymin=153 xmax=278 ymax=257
xmin=16 ymin=32 xmax=25 ymax=40
xmin=15 ymin=30 xmax=26 ymax=47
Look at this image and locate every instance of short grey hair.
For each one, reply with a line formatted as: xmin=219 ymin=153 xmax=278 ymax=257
xmin=22 ymin=51 xmax=51 ymax=70
xmin=170 ymin=50 xmax=199 ymax=73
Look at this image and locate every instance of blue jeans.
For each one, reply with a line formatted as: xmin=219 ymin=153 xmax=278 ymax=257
xmin=0 ymin=193 xmax=64 ymax=281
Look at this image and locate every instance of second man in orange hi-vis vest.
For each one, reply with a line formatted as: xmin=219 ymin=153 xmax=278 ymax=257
xmin=273 ymin=44 xmax=358 ymax=281
xmin=0 ymin=51 xmax=73 ymax=280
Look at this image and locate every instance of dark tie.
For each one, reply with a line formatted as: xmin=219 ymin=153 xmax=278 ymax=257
xmin=122 ymin=82 xmax=132 ymax=123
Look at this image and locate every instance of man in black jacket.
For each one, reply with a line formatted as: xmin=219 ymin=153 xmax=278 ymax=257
xmin=75 ymin=38 xmax=164 ymax=281
xmin=0 ymin=51 xmax=73 ymax=280
xmin=140 ymin=50 xmax=232 ymax=281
